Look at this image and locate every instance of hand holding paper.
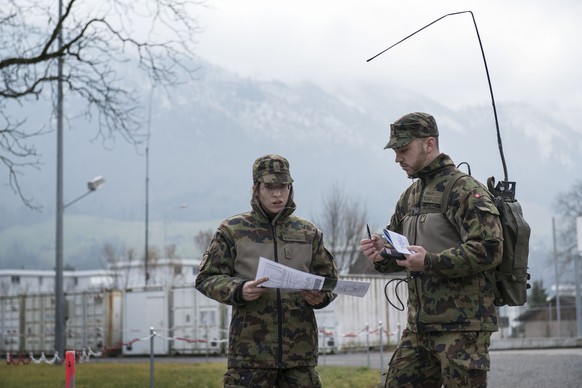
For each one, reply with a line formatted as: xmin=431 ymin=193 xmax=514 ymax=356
xmin=242 ymin=277 xmax=270 ymax=302
xmin=255 ymin=257 xmax=370 ymax=297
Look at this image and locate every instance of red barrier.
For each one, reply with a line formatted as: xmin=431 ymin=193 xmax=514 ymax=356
xmin=5 ymin=353 xmax=31 ymax=365
xmin=65 ymin=350 xmax=75 ymax=388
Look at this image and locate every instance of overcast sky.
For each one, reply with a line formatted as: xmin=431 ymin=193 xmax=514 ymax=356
xmin=195 ymin=0 xmax=582 ymax=130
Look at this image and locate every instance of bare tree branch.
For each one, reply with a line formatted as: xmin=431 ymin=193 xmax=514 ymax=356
xmin=1 ymin=0 xmax=205 ymax=206
xmin=317 ymin=183 xmax=369 ymax=274
xmin=194 ymin=228 xmax=214 ymax=253
xmin=554 ymin=180 xmax=582 ymax=218
xmin=552 ymin=180 xmax=582 ymax=282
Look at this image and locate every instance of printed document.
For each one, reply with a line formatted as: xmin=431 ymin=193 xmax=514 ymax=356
xmin=383 ymin=229 xmax=414 ymax=254
xmin=255 ymin=257 xmax=370 ymax=297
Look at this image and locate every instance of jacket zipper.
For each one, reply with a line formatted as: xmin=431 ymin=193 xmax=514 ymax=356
xmin=271 ymin=221 xmax=284 ymax=368
xmin=413 ymin=180 xmax=424 ymax=332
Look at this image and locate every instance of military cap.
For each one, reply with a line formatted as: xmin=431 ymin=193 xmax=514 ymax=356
xmin=384 ymin=112 xmax=439 ymax=149
xmin=252 ymin=154 xmax=294 ymax=184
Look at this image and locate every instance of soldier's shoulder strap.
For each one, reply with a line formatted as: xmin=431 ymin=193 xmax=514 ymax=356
xmin=411 ymin=172 xmax=467 ymax=216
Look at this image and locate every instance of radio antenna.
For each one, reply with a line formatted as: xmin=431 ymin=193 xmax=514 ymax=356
xmin=367 ymin=10 xmax=511 ymax=191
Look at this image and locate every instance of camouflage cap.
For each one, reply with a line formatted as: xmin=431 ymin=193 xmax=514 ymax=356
xmin=384 ymin=112 xmax=439 ymax=149
xmin=252 ymin=154 xmax=294 ymax=184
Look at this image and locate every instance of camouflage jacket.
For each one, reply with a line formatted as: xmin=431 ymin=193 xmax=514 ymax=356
xmin=195 ymin=199 xmax=337 ymax=369
xmin=374 ymin=153 xmax=503 ymax=332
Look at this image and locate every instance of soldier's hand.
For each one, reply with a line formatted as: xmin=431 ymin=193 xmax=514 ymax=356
xmin=397 ymin=245 xmax=427 ymax=272
xmin=360 ymin=234 xmax=384 ymax=262
xmin=242 ymin=277 xmax=270 ymax=301
xmin=301 ymin=290 xmax=325 ymax=306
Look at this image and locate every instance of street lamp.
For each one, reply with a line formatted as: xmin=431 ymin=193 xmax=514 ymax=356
xmin=64 ymin=176 xmax=106 ymax=208
xmin=54 ymin=176 xmax=105 ymax=360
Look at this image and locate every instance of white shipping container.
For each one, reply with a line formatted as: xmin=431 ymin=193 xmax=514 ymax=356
xmin=315 ymin=274 xmax=408 ymax=352
xmin=170 ymin=286 xmax=225 ymax=355
xmin=23 ymin=294 xmax=55 ymax=354
xmin=122 ymin=288 xmax=169 ymax=355
xmin=67 ymin=290 xmax=123 ymax=355
xmin=0 ymin=295 xmax=23 ymax=354
xmin=1 ymin=291 xmax=125 ymax=356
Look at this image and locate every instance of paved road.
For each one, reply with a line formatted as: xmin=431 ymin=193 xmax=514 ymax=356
xmin=317 ymin=347 xmax=582 ymax=387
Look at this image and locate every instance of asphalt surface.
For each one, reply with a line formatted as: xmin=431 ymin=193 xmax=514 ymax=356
xmin=317 ymin=347 xmax=582 ymax=387
xmin=93 ymin=347 xmax=582 ymax=387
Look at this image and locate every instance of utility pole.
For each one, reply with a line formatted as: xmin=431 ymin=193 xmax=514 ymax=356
xmin=54 ymin=0 xmax=65 ymax=360
xmin=145 ymin=141 xmax=150 ymax=286
xmin=576 ymin=217 xmax=582 ymax=338
xmin=54 ymin=2 xmax=105 ymax=357
xmin=144 ymin=91 xmax=153 ymax=286
xmin=552 ymin=217 xmax=562 ymax=337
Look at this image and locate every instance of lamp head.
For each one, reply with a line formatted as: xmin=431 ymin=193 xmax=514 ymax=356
xmin=87 ymin=176 xmax=105 ymax=191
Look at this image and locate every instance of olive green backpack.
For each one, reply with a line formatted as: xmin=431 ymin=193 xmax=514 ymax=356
xmin=484 ymin=177 xmax=531 ymax=306
xmin=439 ymin=174 xmax=532 ymax=306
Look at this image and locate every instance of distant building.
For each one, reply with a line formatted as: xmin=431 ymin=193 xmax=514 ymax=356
xmin=0 ymin=258 xmax=201 ymax=297
xmin=108 ymin=258 xmax=200 ymax=289
xmin=514 ymin=295 xmax=578 ymax=338
xmin=0 ymin=269 xmax=118 ymax=297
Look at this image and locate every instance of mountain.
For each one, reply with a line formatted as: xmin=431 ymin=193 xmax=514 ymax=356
xmin=1 ymin=59 xmax=580 ymax=289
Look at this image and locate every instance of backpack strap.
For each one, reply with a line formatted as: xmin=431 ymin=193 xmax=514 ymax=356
xmin=411 ymin=172 xmax=467 ymax=216
xmin=400 ymin=184 xmax=415 ymax=217
xmin=440 ymin=173 xmax=467 ymax=213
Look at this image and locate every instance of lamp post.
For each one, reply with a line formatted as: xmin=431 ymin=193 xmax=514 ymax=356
xmin=576 ymin=217 xmax=582 ymax=338
xmin=54 ymin=0 xmax=65 ymax=360
xmin=54 ymin=176 xmax=105 ymax=359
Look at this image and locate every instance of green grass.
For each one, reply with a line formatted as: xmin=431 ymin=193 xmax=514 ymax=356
xmin=1 ymin=361 xmax=382 ymax=388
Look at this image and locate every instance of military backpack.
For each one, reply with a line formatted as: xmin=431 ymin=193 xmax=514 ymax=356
xmin=435 ymin=173 xmax=532 ymax=306
xmin=484 ymin=176 xmax=531 ymax=306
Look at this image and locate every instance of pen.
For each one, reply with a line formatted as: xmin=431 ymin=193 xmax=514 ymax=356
xmin=366 ymin=224 xmax=372 ymax=239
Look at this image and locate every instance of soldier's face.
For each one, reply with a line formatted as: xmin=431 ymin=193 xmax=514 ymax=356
xmin=258 ymin=183 xmax=291 ymax=215
xmin=393 ymin=138 xmax=429 ymax=176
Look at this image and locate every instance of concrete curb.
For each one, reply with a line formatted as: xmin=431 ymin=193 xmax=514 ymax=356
xmin=491 ymin=337 xmax=582 ymax=350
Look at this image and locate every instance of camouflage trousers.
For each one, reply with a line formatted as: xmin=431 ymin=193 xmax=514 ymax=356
xmin=385 ymin=329 xmax=491 ymax=388
xmin=223 ymin=366 xmax=322 ymax=388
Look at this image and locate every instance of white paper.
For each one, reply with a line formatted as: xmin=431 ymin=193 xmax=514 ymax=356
xmin=331 ymin=279 xmax=371 ymax=298
xmin=256 ymin=256 xmax=325 ymax=290
xmin=255 ymin=257 xmax=370 ymax=297
xmin=383 ymin=229 xmax=413 ymax=254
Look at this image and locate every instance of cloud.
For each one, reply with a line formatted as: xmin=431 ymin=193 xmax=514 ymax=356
xmin=195 ymin=0 xmax=582 ymax=129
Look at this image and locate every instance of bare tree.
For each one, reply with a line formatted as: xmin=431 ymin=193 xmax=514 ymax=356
xmin=555 ymin=180 xmax=582 ymax=218
xmin=317 ymin=183 xmax=369 ymax=275
xmin=144 ymin=244 xmax=161 ymax=283
xmin=100 ymin=241 xmax=132 ymax=289
xmin=1 ymin=0 xmax=204 ymax=207
xmin=126 ymin=246 xmax=136 ymax=264
xmin=194 ymin=228 xmax=214 ymax=253
xmin=101 ymin=242 xmax=117 ymax=267
xmin=553 ymin=180 xmax=582 ymax=279
xmin=164 ymin=244 xmax=178 ymax=259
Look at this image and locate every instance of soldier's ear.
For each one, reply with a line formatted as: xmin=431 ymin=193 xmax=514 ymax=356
xmin=425 ymin=137 xmax=437 ymax=153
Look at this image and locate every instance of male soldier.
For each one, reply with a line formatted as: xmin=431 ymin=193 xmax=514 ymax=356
xmin=196 ymin=154 xmax=338 ymax=388
xmin=360 ymin=112 xmax=503 ymax=387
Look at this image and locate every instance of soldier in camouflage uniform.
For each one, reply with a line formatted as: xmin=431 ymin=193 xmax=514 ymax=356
xmin=196 ymin=154 xmax=338 ymax=388
xmin=360 ymin=113 xmax=503 ymax=387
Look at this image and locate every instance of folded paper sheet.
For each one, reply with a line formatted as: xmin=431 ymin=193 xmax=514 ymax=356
xmin=255 ymin=257 xmax=370 ymax=297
